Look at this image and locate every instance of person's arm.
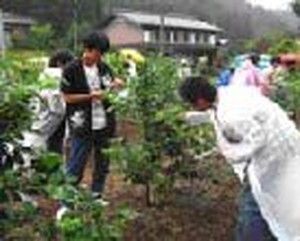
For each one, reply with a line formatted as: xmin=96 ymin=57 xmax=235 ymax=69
xmin=101 ymin=62 xmax=125 ymax=91
xmin=110 ymin=77 xmax=125 ymax=90
xmin=47 ymin=92 xmax=65 ymax=115
xmin=217 ymin=118 xmax=266 ymax=163
xmin=62 ymin=90 xmax=106 ymax=104
xmin=62 ymin=93 xmax=91 ymax=104
xmin=61 ymin=63 xmax=105 ymax=104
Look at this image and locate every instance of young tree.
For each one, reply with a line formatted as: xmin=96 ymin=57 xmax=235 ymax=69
xmin=27 ymin=24 xmax=55 ymax=50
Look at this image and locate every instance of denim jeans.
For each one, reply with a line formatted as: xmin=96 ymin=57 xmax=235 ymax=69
xmin=66 ymin=130 xmax=110 ymax=194
xmin=236 ymin=180 xmax=277 ymax=241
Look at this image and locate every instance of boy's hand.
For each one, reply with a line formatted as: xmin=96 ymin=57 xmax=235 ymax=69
xmin=111 ymin=78 xmax=125 ymax=90
xmin=91 ymin=90 xmax=105 ymax=101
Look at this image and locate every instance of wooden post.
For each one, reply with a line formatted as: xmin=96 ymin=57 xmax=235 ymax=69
xmin=159 ymin=13 xmax=165 ymax=55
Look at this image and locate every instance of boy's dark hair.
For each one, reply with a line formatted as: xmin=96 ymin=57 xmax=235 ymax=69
xmin=82 ymin=32 xmax=110 ymax=54
xmin=271 ymin=56 xmax=281 ymax=65
xmin=249 ymin=54 xmax=260 ymax=66
xmin=49 ymin=49 xmax=74 ymax=68
xmin=179 ymin=76 xmax=217 ymax=104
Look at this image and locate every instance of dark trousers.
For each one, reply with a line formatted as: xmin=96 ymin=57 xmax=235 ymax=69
xmin=66 ymin=130 xmax=110 ymax=194
xmin=47 ymin=121 xmax=65 ymax=154
xmin=236 ymin=180 xmax=277 ymax=241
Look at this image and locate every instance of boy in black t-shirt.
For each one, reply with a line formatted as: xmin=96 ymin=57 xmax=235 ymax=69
xmin=60 ymin=32 xmax=123 ymax=202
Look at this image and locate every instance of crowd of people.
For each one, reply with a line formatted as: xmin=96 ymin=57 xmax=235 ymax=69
xmin=6 ymin=30 xmax=300 ymax=240
xmin=216 ymin=54 xmax=291 ymax=97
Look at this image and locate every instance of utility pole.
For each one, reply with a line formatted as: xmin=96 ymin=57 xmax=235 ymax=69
xmin=107 ymin=0 xmax=113 ymax=16
xmin=73 ymin=0 xmax=79 ymax=53
xmin=159 ymin=13 xmax=165 ymax=54
xmin=158 ymin=2 xmax=172 ymax=55
xmin=0 ymin=9 xmax=5 ymax=58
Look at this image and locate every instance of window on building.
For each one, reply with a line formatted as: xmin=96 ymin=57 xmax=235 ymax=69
xmin=209 ymin=34 xmax=217 ymax=45
xmin=195 ymin=32 xmax=200 ymax=42
xmin=183 ymin=31 xmax=189 ymax=43
xmin=144 ymin=30 xmax=151 ymax=43
xmin=173 ymin=31 xmax=178 ymax=43
xmin=190 ymin=32 xmax=196 ymax=44
xmin=196 ymin=32 xmax=204 ymax=43
xmin=203 ymin=33 xmax=209 ymax=43
xmin=154 ymin=29 xmax=160 ymax=42
xmin=199 ymin=33 xmax=204 ymax=43
xmin=165 ymin=30 xmax=171 ymax=43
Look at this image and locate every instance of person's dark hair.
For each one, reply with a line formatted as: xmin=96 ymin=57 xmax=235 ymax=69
xmin=82 ymin=32 xmax=110 ymax=54
xmin=249 ymin=54 xmax=260 ymax=66
xmin=48 ymin=49 xmax=74 ymax=68
xmin=229 ymin=67 xmax=235 ymax=74
xmin=123 ymin=61 xmax=130 ymax=69
xmin=179 ymin=76 xmax=217 ymax=104
xmin=271 ymin=56 xmax=281 ymax=66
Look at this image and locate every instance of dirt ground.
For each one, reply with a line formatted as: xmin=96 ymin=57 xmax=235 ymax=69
xmin=80 ymin=120 xmax=241 ymax=241
xmin=29 ymin=152 xmax=239 ymax=241
xmin=37 ymin=120 xmax=241 ymax=241
xmin=100 ymin=155 xmax=240 ymax=241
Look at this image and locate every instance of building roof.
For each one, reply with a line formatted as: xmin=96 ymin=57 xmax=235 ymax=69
xmin=115 ymin=11 xmax=222 ymax=32
xmin=2 ymin=12 xmax=35 ymax=25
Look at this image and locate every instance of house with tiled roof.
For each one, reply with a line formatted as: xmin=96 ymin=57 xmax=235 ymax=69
xmin=101 ymin=9 xmax=223 ymax=56
xmin=0 ymin=10 xmax=35 ymax=50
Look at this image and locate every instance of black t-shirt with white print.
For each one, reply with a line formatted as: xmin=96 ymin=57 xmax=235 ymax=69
xmin=61 ymin=59 xmax=116 ymax=139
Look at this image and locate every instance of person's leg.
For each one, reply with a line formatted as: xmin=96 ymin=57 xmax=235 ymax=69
xmin=235 ymin=181 xmax=277 ymax=241
xmin=91 ymin=131 xmax=110 ymax=195
xmin=66 ymin=137 xmax=91 ymax=185
xmin=47 ymin=120 xmax=66 ymax=154
xmin=57 ymin=136 xmax=91 ymax=220
xmin=63 ymin=137 xmax=71 ymax=164
xmin=63 ymin=122 xmax=71 ymax=163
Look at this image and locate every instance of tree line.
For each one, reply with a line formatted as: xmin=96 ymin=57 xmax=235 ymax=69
xmin=0 ymin=0 xmax=298 ymax=44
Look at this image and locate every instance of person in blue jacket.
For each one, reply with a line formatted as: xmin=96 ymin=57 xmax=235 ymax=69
xmin=216 ymin=65 xmax=235 ymax=87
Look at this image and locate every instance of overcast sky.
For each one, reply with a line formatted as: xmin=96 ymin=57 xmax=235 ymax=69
xmin=246 ymin=0 xmax=293 ymax=10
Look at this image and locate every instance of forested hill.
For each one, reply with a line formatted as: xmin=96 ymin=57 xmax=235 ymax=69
xmin=0 ymin=0 xmax=298 ymax=39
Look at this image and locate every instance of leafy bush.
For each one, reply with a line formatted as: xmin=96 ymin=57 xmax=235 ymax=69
xmin=272 ymin=71 xmax=300 ymax=126
xmin=0 ymin=57 xmax=134 ymax=240
xmin=242 ymin=32 xmax=300 ymax=55
xmin=0 ymin=153 xmax=135 ymax=241
xmin=268 ymin=38 xmax=300 ymax=56
xmin=27 ymin=24 xmax=56 ymax=50
xmin=106 ymin=56 xmax=215 ymax=205
xmin=0 ymin=58 xmax=40 ymax=139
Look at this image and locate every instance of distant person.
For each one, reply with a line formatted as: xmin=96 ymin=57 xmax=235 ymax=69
xmin=178 ymin=58 xmax=192 ymax=78
xmin=43 ymin=50 xmax=75 ymax=154
xmin=230 ymin=54 xmax=269 ymax=95
xmin=216 ymin=65 xmax=235 ymax=87
xmin=264 ymin=56 xmax=283 ymax=86
xmin=22 ymin=50 xmax=74 ymax=156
